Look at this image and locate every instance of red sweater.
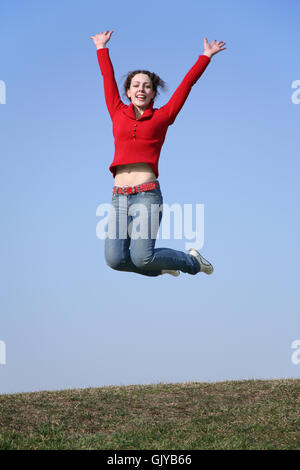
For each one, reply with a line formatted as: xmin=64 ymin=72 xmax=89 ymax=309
xmin=97 ymin=48 xmax=211 ymax=178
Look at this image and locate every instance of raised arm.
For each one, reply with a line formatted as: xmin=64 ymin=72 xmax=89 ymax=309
xmin=90 ymin=30 xmax=126 ymax=120
xmin=161 ymin=37 xmax=226 ymax=125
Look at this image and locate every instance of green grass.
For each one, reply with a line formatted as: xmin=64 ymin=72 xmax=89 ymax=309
xmin=0 ymin=379 xmax=299 ymax=449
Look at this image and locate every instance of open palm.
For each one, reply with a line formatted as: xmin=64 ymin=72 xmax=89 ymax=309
xmin=90 ymin=30 xmax=114 ymax=49
xmin=204 ymin=37 xmax=226 ymax=57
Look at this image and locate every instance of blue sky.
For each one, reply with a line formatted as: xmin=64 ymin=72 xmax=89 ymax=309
xmin=1 ymin=0 xmax=299 ymax=394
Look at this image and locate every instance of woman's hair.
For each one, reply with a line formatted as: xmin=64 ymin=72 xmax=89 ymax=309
xmin=121 ymin=70 xmax=168 ymax=103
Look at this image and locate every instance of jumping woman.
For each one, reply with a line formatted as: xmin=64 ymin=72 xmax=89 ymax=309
xmin=90 ymin=30 xmax=226 ymax=277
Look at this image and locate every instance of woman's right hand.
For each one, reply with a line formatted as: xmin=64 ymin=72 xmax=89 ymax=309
xmin=90 ymin=30 xmax=114 ymax=49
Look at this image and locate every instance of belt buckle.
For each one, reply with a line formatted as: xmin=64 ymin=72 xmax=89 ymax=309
xmin=120 ymin=185 xmax=139 ymax=195
xmin=122 ymin=185 xmax=131 ymax=195
xmin=127 ymin=185 xmax=136 ymax=195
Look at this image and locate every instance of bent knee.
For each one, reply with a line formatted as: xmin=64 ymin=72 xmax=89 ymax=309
xmin=105 ymin=252 xmax=126 ymax=270
xmin=104 ymin=238 xmax=128 ymax=270
xmin=130 ymin=252 xmax=153 ymax=270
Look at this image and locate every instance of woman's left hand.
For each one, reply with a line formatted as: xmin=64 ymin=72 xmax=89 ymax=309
xmin=203 ymin=37 xmax=226 ymax=58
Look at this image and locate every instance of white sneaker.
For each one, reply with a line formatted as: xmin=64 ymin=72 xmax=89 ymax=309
xmin=189 ymin=248 xmax=214 ymax=275
xmin=161 ymin=269 xmax=180 ymax=277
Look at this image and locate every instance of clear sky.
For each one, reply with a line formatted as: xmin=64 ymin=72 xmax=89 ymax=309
xmin=1 ymin=0 xmax=300 ymax=394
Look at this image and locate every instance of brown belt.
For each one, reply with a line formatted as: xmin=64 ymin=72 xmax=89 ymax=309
xmin=113 ymin=180 xmax=160 ymax=195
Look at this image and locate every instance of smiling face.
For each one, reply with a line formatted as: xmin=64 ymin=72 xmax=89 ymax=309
xmin=126 ymin=73 xmax=156 ymax=111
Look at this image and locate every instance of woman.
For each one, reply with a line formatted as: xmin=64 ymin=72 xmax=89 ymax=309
xmin=90 ymin=30 xmax=226 ymax=277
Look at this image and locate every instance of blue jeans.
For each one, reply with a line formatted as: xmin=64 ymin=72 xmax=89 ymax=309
xmin=104 ymin=182 xmax=200 ymax=277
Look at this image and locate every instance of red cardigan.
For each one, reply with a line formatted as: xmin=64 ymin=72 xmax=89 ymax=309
xmin=97 ymin=48 xmax=211 ymax=178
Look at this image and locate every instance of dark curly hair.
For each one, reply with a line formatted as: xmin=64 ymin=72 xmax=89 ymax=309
xmin=121 ymin=70 xmax=168 ymax=103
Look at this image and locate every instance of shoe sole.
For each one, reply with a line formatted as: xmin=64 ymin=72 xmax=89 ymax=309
xmin=189 ymin=249 xmax=214 ymax=275
xmin=161 ymin=270 xmax=180 ymax=277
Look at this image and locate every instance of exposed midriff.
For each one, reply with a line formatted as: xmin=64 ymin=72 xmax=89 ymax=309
xmin=114 ymin=162 xmax=157 ymax=186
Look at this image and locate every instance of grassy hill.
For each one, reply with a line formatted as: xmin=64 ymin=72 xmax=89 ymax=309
xmin=0 ymin=379 xmax=299 ymax=450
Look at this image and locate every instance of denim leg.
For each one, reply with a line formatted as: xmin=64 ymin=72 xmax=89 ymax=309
xmin=104 ymin=193 xmax=161 ymax=277
xmin=128 ymin=189 xmax=200 ymax=275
